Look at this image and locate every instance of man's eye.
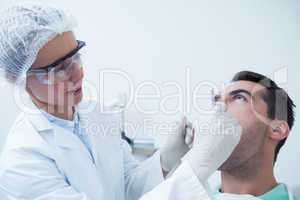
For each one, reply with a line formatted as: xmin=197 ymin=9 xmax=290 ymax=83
xmin=233 ymin=94 xmax=247 ymax=102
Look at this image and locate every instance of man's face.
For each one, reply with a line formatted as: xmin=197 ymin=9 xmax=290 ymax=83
xmin=216 ymin=80 xmax=270 ymax=170
xmin=26 ymin=31 xmax=84 ymax=108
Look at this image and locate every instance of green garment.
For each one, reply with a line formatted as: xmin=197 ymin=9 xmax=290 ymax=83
xmin=259 ymin=184 xmax=299 ymax=200
xmin=216 ymin=184 xmax=299 ymax=200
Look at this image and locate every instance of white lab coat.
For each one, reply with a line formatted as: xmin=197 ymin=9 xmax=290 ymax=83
xmin=141 ymin=162 xmax=298 ymax=200
xmin=0 ymin=100 xmax=164 ymax=200
xmin=140 ymin=162 xmax=213 ymax=200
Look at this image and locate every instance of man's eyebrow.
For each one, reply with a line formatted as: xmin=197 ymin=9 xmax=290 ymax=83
xmin=228 ymin=89 xmax=252 ymax=97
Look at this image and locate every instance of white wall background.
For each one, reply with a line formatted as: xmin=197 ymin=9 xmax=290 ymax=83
xmin=1 ymin=0 xmax=299 ymax=188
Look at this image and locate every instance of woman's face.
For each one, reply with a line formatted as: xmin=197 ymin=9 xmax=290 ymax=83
xmin=26 ymin=31 xmax=84 ymax=107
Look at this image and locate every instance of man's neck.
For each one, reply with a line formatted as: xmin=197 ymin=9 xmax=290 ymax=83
xmin=221 ymin=154 xmax=277 ymax=196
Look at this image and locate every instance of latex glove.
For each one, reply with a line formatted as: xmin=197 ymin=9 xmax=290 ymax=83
xmin=160 ymin=116 xmax=194 ymax=172
xmin=182 ymin=102 xmax=242 ymax=182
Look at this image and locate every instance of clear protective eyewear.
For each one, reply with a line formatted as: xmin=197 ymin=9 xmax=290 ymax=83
xmin=27 ymin=40 xmax=86 ymax=85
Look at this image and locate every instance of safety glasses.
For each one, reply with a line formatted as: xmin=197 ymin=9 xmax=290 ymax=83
xmin=27 ymin=40 xmax=86 ymax=85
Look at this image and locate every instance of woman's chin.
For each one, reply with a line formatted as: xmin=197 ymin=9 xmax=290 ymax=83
xmin=73 ymin=90 xmax=83 ymax=105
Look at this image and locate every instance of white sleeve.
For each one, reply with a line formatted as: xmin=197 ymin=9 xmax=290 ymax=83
xmin=0 ymin=148 xmax=90 ymax=200
xmin=122 ymin=141 xmax=164 ymax=200
xmin=140 ymin=161 xmax=214 ymax=200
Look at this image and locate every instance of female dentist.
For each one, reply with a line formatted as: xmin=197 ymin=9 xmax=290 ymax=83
xmin=0 ymin=3 xmax=192 ymax=200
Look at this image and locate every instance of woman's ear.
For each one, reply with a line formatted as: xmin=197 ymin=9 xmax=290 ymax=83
xmin=25 ymin=76 xmax=33 ymax=95
xmin=268 ymin=120 xmax=290 ymax=141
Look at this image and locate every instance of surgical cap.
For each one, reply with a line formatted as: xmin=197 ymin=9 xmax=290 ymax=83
xmin=0 ymin=3 xmax=77 ymax=83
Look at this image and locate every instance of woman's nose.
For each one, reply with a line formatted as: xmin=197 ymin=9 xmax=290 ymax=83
xmin=70 ymin=63 xmax=84 ymax=82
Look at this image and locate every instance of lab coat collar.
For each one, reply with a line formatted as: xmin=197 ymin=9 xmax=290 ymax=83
xmin=22 ymin=95 xmax=53 ymax=132
xmin=26 ymin=99 xmax=121 ymax=150
xmin=27 ymin=111 xmax=81 ymax=149
xmin=25 ymin=101 xmax=81 ymax=150
xmin=26 ymin=110 xmax=53 ymax=132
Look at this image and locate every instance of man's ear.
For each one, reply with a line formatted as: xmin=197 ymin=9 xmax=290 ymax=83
xmin=268 ymin=120 xmax=290 ymax=141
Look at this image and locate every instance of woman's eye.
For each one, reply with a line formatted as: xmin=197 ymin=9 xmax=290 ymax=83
xmin=56 ymin=63 xmax=67 ymax=71
xmin=75 ymin=53 xmax=81 ymax=58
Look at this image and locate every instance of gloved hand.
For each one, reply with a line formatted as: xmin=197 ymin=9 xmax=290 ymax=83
xmin=160 ymin=116 xmax=194 ymax=172
xmin=181 ymin=102 xmax=242 ymax=182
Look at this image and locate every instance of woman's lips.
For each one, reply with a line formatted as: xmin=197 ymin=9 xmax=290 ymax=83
xmin=67 ymin=80 xmax=83 ymax=93
xmin=73 ymin=87 xmax=82 ymax=96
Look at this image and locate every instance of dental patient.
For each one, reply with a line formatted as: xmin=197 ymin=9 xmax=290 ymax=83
xmin=141 ymin=71 xmax=298 ymax=200
xmin=213 ymin=71 xmax=297 ymax=200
